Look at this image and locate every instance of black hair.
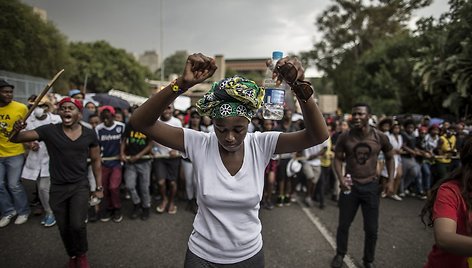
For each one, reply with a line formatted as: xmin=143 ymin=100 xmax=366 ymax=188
xmin=190 ymin=110 xmax=200 ymax=118
xmin=403 ymin=119 xmax=415 ymax=128
xmin=352 ymin=103 xmax=371 ymax=114
xmin=378 ymin=117 xmax=393 ymax=129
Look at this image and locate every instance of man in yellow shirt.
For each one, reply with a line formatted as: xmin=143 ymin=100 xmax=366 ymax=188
xmin=435 ymin=127 xmax=457 ymax=183
xmin=0 ymin=79 xmax=30 ymax=227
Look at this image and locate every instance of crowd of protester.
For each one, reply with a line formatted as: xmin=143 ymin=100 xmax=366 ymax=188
xmin=1 ymin=76 xmax=472 ymax=267
xmin=3 ymin=86 xmax=471 ymax=228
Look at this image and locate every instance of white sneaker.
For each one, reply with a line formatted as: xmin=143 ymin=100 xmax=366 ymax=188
xmin=14 ymin=214 xmax=28 ymax=225
xmin=390 ymin=194 xmax=403 ymax=201
xmin=0 ymin=213 xmax=17 ymax=228
xmin=381 ymin=192 xmax=387 ymax=198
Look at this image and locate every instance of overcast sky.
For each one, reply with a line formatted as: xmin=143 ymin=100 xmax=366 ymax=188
xmin=22 ymin=0 xmax=449 ymax=61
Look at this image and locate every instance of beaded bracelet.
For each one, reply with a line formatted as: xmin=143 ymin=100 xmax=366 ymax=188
xmin=170 ymin=78 xmax=185 ymax=94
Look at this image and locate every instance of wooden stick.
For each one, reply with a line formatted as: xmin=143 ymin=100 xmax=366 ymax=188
xmin=87 ymin=153 xmax=182 ymax=163
xmin=9 ymin=69 xmax=65 ymax=140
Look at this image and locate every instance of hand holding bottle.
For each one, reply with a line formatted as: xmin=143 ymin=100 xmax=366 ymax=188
xmin=343 ymin=174 xmax=353 ymax=195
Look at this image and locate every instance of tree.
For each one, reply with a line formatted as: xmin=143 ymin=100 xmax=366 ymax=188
xmin=0 ymin=0 xmax=71 ymax=90
xmin=69 ymin=41 xmax=153 ymax=96
xmin=157 ymin=50 xmax=188 ymax=80
xmin=413 ymin=0 xmax=472 ymax=118
xmin=305 ymin=0 xmax=431 ymax=113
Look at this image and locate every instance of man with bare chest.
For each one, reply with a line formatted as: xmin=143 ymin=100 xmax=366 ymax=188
xmin=331 ymin=103 xmax=395 ymax=268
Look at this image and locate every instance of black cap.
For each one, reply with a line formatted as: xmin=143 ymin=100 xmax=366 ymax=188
xmin=0 ymin=79 xmax=14 ymax=89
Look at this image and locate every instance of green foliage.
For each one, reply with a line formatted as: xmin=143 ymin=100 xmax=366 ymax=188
xmin=0 ymin=1 xmax=153 ymax=96
xmin=304 ymin=0 xmax=472 ymax=118
xmin=311 ymin=0 xmax=427 ymax=114
xmin=0 ymin=0 xmax=71 ymax=90
xmin=69 ymin=41 xmax=152 ymax=96
xmin=413 ymin=0 xmax=472 ymax=118
xmin=352 ymin=31 xmax=422 ymax=115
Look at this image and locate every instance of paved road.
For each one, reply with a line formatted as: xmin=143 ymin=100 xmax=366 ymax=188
xmin=0 ymin=180 xmax=434 ymax=267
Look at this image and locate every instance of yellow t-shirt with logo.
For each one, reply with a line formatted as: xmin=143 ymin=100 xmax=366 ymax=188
xmin=0 ymin=101 xmax=27 ymax=157
xmin=436 ymin=135 xmax=456 ymax=164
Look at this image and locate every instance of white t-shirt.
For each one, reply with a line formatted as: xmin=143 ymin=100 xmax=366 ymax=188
xmin=381 ymin=133 xmax=403 ymax=178
xmin=183 ymin=128 xmax=280 ymax=264
xmin=21 ymin=113 xmax=61 ymax=180
xmin=156 ymin=116 xmax=182 ymax=155
xmin=303 ymin=143 xmax=324 ymax=166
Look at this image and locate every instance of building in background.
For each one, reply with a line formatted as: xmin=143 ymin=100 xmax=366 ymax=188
xmin=138 ymin=50 xmax=160 ymax=73
xmin=225 ymin=57 xmax=267 ymax=83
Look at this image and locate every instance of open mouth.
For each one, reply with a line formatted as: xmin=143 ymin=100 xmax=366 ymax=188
xmin=62 ymin=114 xmax=73 ymax=123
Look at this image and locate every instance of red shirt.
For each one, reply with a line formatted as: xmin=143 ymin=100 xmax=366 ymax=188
xmin=424 ymin=180 xmax=471 ymax=268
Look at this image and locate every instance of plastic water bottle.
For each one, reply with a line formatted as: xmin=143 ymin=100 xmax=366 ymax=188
xmin=343 ymin=174 xmax=352 ymax=195
xmin=262 ymin=51 xmax=285 ymax=120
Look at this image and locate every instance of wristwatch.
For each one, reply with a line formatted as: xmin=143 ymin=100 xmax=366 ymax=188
xmin=96 ymin=186 xmax=104 ymax=192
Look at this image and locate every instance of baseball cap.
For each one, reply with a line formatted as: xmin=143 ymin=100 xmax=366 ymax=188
xmin=286 ymin=158 xmax=302 ymax=177
xmin=99 ymin=105 xmax=116 ymax=115
xmin=68 ymin=89 xmax=84 ymax=98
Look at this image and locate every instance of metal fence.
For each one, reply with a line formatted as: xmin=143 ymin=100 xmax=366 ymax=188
xmin=0 ymin=70 xmax=50 ymax=105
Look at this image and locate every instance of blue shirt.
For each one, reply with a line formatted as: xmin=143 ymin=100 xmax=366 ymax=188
xmin=96 ymin=121 xmax=125 ymax=167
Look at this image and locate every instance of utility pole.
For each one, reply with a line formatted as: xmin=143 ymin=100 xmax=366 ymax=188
xmin=160 ymin=0 xmax=165 ymax=82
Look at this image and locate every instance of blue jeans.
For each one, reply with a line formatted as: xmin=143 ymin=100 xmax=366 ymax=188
xmin=0 ymin=154 xmax=30 ymax=216
xmin=420 ymin=162 xmax=432 ymax=192
xmin=401 ymin=157 xmax=423 ymax=194
xmin=124 ymin=161 xmax=152 ymax=208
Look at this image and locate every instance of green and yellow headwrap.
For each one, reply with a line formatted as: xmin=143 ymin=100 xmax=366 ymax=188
xmin=196 ymin=76 xmax=265 ymax=121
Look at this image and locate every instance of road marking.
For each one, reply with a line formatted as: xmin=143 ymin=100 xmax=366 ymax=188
xmin=300 ymin=205 xmax=358 ymax=268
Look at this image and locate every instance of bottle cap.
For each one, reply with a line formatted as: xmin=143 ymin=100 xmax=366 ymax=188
xmin=272 ymin=51 xmax=283 ymax=60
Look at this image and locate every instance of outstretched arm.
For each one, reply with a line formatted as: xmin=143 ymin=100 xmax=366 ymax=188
xmin=274 ymin=57 xmax=329 ymax=154
xmin=129 ymin=53 xmax=217 ymax=153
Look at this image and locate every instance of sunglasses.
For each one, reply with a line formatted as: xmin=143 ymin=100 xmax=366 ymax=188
xmin=275 ymin=63 xmax=313 ymax=102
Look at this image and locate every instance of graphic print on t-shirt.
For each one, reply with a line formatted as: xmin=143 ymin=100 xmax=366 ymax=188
xmin=96 ymin=121 xmax=125 ymax=167
xmin=353 ymin=142 xmax=372 ymax=165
